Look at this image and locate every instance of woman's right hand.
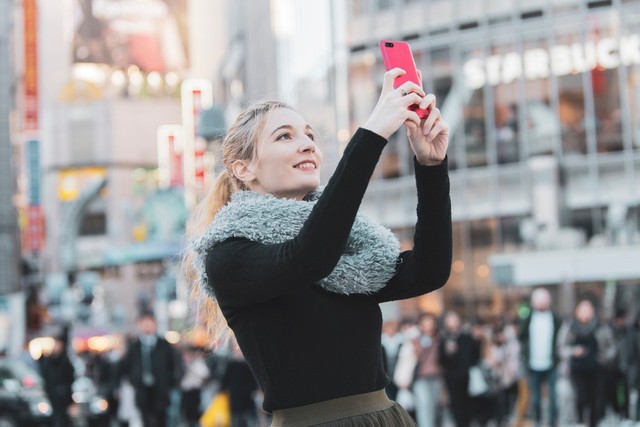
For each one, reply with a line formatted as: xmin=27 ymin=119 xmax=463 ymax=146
xmin=362 ymin=68 xmax=424 ymax=140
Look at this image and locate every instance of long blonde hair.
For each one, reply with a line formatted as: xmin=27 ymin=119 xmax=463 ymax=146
xmin=183 ymin=100 xmax=291 ymax=348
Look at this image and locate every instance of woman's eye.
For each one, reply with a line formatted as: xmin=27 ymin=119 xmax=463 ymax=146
xmin=276 ymin=133 xmax=292 ymax=141
xmin=306 ymin=133 xmax=316 ymax=141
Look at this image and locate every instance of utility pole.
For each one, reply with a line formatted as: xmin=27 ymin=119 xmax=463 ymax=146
xmin=0 ymin=0 xmax=24 ymax=357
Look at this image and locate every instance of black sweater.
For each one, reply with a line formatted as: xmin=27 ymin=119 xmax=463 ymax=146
xmin=206 ymin=128 xmax=452 ymax=412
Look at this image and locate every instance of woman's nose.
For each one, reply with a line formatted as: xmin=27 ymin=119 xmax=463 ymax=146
xmin=299 ymin=138 xmax=316 ymax=152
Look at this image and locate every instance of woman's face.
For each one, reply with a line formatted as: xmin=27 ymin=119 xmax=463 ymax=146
xmin=419 ymin=316 xmax=436 ymax=335
xmin=444 ymin=313 xmax=460 ymax=332
xmin=575 ymin=300 xmax=595 ymax=324
xmin=237 ymin=108 xmax=323 ymax=200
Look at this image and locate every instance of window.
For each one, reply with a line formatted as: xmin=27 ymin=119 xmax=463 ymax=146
xmin=522 ymin=33 xmax=558 ymax=157
xmin=70 ymin=119 xmax=94 ymax=163
xmin=462 ymin=45 xmax=489 ymax=167
xmin=429 ymin=46 xmax=457 ymax=169
xmin=625 ymin=13 xmax=640 ymax=151
xmin=585 ymin=21 xmax=624 ymax=153
xmin=555 ymin=29 xmax=588 ymax=156
xmin=491 ymin=39 xmax=520 ymax=164
xmin=80 ymin=198 xmax=107 ymax=236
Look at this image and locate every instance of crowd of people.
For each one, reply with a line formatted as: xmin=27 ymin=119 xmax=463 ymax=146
xmin=381 ymin=288 xmax=640 ymax=427
xmin=34 ymin=311 xmax=260 ymax=427
xmin=32 ymin=288 xmax=640 ymax=427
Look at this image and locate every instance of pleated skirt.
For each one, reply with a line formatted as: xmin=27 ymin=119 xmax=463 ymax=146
xmin=270 ymin=389 xmax=417 ymax=427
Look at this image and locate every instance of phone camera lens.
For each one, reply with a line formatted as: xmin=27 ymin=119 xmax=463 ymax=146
xmin=385 ymin=42 xmax=394 ymax=47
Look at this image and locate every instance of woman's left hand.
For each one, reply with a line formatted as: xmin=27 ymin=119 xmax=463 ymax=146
xmin=405 ymin=71 xmax=449 ymax=166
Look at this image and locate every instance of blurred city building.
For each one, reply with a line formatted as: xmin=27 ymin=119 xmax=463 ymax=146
xmin=5 ymin=0 xmax=640 ymax=354
xmin=343 ymin=0 xmax=640 ymax=320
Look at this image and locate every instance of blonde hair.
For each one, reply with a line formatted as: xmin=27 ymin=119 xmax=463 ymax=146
xmin=183 ymin=100 xmax=292 ymax=349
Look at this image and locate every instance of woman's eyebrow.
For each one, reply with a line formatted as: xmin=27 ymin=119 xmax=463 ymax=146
xmin=270 ymin=125 xmax=293 ymax=136
xmin=269 ymin=124 xmax=314 ymax=136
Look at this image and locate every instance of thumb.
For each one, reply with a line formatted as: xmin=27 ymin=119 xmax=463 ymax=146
xmin=383 ymin=68 xmax=406 ymax=93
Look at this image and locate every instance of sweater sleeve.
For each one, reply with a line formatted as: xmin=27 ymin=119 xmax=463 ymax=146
xmin=373 ymin=156 xmax=452 ymax=303
xmin=206 ymin=128 xmax=387 ymax=308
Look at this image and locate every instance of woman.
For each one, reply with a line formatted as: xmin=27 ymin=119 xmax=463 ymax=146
xmin=394 ymin=312 xmax=443 ymax=427
xmin=558 ymin=299 xmax=616 ymax=427
xmin=184 ymin=67 xmax=452 ymax=426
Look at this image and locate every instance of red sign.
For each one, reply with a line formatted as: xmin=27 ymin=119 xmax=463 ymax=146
xmin=189 ymin=89 xmax=207 ymax=195
xmin=23 ymin=206 xmax=45 ymax=253
xmin=23 ymin=0 xmax=38 ymax=131
xmin=169 ymin=134 xmax=184 ymax=187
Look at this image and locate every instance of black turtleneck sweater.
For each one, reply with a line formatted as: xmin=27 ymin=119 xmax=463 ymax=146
xmin=206 ymin=127 xmax=452 ymax=412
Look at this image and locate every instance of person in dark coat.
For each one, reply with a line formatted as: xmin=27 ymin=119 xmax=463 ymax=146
xmin=220 ymin=341 xmax=259 ymax=427
xmin=120 ymin=312 xmax=178 ymax=427
xmin=628 ymin=313 xmax=640 ymax=422
xmin=39 ymin=336 xmax=75 ymax=427
xmin=439 ymin=311 xmax=480 ymax=427
xmin=558 ymin=299 xmax=616 ymax=427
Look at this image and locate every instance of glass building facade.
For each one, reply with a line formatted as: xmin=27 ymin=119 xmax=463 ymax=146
xmin=346 ymin=0 xmax=640 ymax=319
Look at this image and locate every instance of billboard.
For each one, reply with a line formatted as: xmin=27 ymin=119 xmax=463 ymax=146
xmin=73 ymin=0 xmax=189 ymax=73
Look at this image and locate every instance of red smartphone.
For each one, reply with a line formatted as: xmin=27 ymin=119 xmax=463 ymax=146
xmin=379 ymin=40 xmax=429 ymax=119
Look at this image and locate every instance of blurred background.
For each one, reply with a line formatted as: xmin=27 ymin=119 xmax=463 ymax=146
xmin=1 ymin=0 xmax=640 ymax=425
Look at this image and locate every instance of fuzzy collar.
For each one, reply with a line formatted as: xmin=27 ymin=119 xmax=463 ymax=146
xmin=192 ymin=188 xmax=400 ymax=297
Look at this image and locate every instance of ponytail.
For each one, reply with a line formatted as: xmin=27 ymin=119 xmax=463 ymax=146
xmin=183 ymin=170 xmax=235 ymax=349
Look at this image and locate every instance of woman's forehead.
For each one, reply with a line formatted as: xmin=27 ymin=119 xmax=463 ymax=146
xmin=263 ymin=108 xmax=309 ymax=133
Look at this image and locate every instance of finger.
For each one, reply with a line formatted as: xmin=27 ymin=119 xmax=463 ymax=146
xmin=425 ymin=122 xmax=448 ymax=145
xmin=419 ymin=93 xmax=437 ymax=110
xmin=405 ymin=121 xmax=418 ymax=131
xmin=405 ymin=111 xmax=422 ymax=129
xmin=423 ymin=107 xmax=441 ymax=135
xmin=383 ymin=68 xmax=406 ymax=92
xmin=398 ymin=81 xmax=426 ymax=98
xmin=402 ymin=93 xmax=424 ymax=109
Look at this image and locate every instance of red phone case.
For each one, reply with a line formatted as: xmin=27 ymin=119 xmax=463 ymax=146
xmin=379 ymin=40 xmax=429 ymax=119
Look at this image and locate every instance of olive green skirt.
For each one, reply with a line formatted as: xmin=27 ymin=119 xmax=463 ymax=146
xmin=270 ymin=389 xmax=416 ymax=427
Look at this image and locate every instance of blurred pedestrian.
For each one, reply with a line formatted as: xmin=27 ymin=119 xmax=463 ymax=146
xmin=93 ymin=346 xmax=124 ymax=426
xmin=184 ymin=67 xmax=452 ymax=426
xmin=491 ymin=323 xmax=521 ymax=426
xmin=629 ymin=312 xmax=640 ymax=422
xmin=382 ymin=318 xmax=404 ymax=401
xmin=179 ymin=345 xmax=210 ymax=427
xmin=558 ymin=298 xmax=616 ymax=427
xmin=439 ymin=311 xmax=479 ymax=427
xmin=469 ymin=320 xmax=497 ymax=427
xmin=518 ymin=287 xmax=562 ymax=427
xmin=407 ymin=312 xmax=442 ymax=427
xmin=39 ymin=335 xmax=75 ymax=427
xmin=220 ymin=341 xmax=259 ymax=427
xmin=603 ymin=308 xmax=632 ymax=421
xmin=116 ymin=377 xmax=140 ymax=427
xmin=120 ymin=312 xmax=178 ymax=427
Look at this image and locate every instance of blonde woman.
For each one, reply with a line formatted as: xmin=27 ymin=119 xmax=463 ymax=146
xmin=184 ymin=67 xmax=452 ymax=426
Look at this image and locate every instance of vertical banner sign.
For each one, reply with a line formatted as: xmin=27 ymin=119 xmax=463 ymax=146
xmin=181 ymin=79 xmax=212 ymax=209
xmin=22 ymin=0 xmax=43 ymax=255
xmin=23 ymin=0 xmax=38 ymax=131
xmin=25 ymin=139 xmax=44 ymax=253
xmin=157 ymin=125 xmax=185 ymax=189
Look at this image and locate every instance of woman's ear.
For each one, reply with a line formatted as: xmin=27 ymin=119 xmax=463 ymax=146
xmin=231 ymin=160 xmax=256 ymax=185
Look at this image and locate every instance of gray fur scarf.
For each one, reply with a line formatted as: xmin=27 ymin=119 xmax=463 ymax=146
xmin=192 ymin=187 xmax=400 ymax=297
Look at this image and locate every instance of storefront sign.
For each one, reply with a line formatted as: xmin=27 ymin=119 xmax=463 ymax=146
xmin=181 ymin=79 xmax=212 ymax=208
xmin=464 ymin=34 xmax=640 ymax=89
xmin=157 ymin=125 xmax=184 ymax=188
